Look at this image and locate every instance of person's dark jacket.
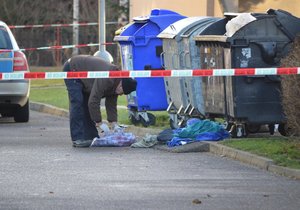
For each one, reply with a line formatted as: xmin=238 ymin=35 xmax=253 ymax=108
xmin=69 ymin=55 xmax=121 ymax=123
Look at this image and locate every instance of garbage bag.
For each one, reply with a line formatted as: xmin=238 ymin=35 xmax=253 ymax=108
xmin=225 ymin=13 xmax=256 ymax=37
xmin=131 ymin=134 xmax=158 ymax=148
xmin=167 ymin=118 xmax=230 ymax=147
xmin=157 ymin=128 xmax=174 ymax=143
xmin=90 ymin=129 xmax=136 ymax=147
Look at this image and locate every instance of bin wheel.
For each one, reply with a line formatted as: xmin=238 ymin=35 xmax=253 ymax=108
xmin=246 ymin=124 xmax=261 ymax=133
xmin=169 ymin=119 xmax=179 ymax=129
xmin=129 ymin=115 xmax=140 ymax=126
xmin=224 ymin=121 xmax=233 ymax=131
xmin=230 ymin=124 xmax=248 ymax=138
xmin=140 ymin=113 xmax=156 ymax=127
xmin=278 ymin=123 xmax=292 ymax=136
xmin=169 ymin=118 xmax=187 ymax=129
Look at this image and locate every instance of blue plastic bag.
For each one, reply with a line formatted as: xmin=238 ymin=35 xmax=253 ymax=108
xmin=167 ymin=118 xmax=230 ymax=147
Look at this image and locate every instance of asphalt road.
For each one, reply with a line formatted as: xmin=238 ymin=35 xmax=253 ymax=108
xmin=0 ymin=111 xmax=300 ymax=210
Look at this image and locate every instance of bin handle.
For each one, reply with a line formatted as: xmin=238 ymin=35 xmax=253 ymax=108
xmin=160 ymin=52 xmax=165 ymax=68
xmin=179 ymin=51 xmax=185 ymax=68
xmin=265 ymin=75 xmax=281 ymax=82
xmin=172 ymin=53 xmax=180 ymax=69
xmin=171 ymin=54 xmax=175 ymax=69
xmin=244 ymin=75 xmax=281 ymax=84
xmin=184 ymin=51 xmax=191 ymax=69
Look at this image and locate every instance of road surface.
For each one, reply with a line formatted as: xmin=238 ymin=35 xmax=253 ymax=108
xmin=0 ymin=111 xmax=299 ymax=210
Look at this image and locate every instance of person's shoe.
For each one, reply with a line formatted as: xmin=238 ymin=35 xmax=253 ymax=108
xmin=72 ymin=139 xmax=93 ymax=148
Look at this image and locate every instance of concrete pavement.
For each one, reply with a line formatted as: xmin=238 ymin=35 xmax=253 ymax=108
xmin=30 ymin=101 xmax=300 ymax=180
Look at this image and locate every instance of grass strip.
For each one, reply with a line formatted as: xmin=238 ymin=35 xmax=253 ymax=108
xmin=221 ymin=138 xmax=300 ymax=169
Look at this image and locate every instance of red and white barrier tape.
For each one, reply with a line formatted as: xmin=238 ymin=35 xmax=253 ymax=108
xmin=0 ymin=68 xmax=299 ymax=80
xmin=19 ymin=43 xmax=115 ymax=52
xmin=9 ymin=22 xmax=117 ymax=29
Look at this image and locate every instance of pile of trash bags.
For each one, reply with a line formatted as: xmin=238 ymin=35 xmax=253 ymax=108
xmin=166 ymin=118 xmax=230 ymax=147
xmin=90 ymin=118 xmax=229 ymax=148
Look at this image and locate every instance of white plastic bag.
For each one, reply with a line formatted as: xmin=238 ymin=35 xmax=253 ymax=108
xmin=90 ymin=129 xmax=136 ymax=147
xmin=226 ymin=13 xmax=256 ymax=37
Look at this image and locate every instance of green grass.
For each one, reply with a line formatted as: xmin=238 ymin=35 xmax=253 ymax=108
xmin=30 ymin=87 xmax=68 ymax=109
xmin=30 ymin=85 xmax=133 ymax=125
xmin=29 ymin=66 xmax=169 ymax=127
xmin=30 ymin=66 xmax=65 ymax=88
xmin=30 ymin=84 xmax=170 ymax=127
xmin=221 ymin=137 xmax=300 ymax=169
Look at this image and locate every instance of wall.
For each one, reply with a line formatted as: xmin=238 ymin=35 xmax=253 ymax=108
xmin=129 ymin=0 xmax=300 ymax=20
xmin=129 ymin=0 xmax=224 ymax=19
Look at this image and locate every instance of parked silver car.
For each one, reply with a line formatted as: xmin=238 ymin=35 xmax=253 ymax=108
xmin=0 ymin=20 xmax=30 ymax=122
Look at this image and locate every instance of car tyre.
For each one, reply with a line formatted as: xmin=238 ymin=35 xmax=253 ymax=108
xmin=14 ymin=100 xmax=29 ymax=122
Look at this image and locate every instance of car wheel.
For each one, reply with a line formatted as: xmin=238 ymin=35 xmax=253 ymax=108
xmin=14 ymin=100 xmax=29 ymax=122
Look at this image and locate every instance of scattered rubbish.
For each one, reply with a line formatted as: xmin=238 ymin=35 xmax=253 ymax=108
xmin=167 ymin=118 xmax=230 ymax=147
xmin=192 ymin=199 xmax=202 ymax=204
xmin=131 ymin=134 xmax=158 ymax=148
xmin=90 ymin=129 xmax=136 ymax=147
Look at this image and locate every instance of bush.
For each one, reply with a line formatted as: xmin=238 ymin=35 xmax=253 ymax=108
xmin=280 ymin=35 xmax=300 ymax=136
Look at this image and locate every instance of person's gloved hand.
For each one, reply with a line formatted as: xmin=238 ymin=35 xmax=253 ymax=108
xmin=99 ymin=122 xmax=110 ymax=135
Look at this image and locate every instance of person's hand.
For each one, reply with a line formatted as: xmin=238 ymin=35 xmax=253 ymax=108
xmin=99 ymin=122 xmax=110 ymax=135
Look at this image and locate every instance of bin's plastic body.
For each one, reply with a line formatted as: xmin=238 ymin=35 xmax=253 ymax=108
xmin=114 ymin=9 xmax=186 ymax=118
xmin=157 ymin=17 xmax=227 ymax=127
xmin=194 ymin=9 xmax=300 ymax=137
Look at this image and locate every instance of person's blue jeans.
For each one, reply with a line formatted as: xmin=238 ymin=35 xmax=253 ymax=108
xmin=63 ymin=61 xmax=98 ymax=141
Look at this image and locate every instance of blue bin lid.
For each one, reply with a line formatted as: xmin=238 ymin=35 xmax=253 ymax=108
xmin=146 ymin=9 xmax=186 ymax=30
xmin=114 ymin=9 xmax=186 ymax=45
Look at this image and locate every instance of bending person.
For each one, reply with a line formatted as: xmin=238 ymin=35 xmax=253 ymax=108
xmin=63 ymin=55 xmax=137 ymax=147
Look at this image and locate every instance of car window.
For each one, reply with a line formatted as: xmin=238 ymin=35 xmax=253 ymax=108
xmin=0 ymin=26 xmax=13 ymax=49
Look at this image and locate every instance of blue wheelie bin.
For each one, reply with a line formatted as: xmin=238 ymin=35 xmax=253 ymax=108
xmin=114 ymin=9 xmax=186 ymax=127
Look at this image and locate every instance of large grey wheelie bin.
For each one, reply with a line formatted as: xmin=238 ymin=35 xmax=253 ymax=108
xmin=180 ymin=18 xmax=228 ymax=122
xmin=158 ymin=17 xmax=227 ymax=128
xmin=194 ymin=9 xmax=300 ymax=137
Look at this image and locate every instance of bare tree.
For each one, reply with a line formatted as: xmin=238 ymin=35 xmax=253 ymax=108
xmin=239 ymin=0 xmax=266 ymax=12
xmin=280 ymin=36 xmax=300 ymax=137
xmin=0 ymin=0 xmax=126 ymax=66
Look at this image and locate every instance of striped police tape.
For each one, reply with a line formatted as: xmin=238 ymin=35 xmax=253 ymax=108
xmin=9 ymin=22 xmax=117 ymax=29
xmin=20 ymin=43 xmax=115 ymax=52
xmin=0 ymin=67 xmax=299 ymax=80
